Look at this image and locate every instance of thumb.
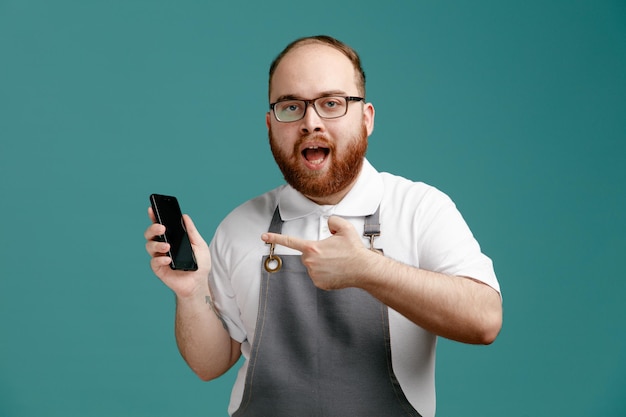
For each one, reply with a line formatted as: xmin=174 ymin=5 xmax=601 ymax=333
xmin=327 ymin=215 xmax=355 ymax=235
xmin=182 ymin=214 xmax=206 ymax=246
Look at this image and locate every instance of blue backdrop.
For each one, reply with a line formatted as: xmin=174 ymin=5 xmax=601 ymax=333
xmin=1 ymin=1 xmax=625 ymax=416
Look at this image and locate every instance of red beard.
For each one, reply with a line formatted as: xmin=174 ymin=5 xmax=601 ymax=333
xmin=269 ymin=124 xmax=368 ymax=199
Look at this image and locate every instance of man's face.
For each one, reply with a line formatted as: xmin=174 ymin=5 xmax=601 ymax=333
xmin=266 ymin=43 xmax=375 ymax=203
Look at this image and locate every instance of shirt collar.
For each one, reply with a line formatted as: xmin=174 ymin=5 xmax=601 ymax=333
xmin=278 ymin=158 xmax=383 ymax=221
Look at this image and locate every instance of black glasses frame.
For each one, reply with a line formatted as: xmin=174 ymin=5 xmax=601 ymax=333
xmin=269 ymin=96 xmax=364 ymax=122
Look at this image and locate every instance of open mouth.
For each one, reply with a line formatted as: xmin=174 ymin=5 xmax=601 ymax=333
xmin=301 ymin=146 xmax=330 ymax=166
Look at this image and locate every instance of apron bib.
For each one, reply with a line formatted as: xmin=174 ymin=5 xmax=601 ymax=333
xmin=233 ymin=207 xmax=421 ymax=417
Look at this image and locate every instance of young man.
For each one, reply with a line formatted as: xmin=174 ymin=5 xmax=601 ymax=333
xmin=145 ymin=35 xmax=502 ymax=417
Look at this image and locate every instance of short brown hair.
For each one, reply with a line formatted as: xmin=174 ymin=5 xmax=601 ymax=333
xmin=268 ymin=35 xmax=366 ymax=99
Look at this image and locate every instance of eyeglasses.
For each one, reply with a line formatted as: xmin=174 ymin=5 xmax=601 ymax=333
xmin=270 ymin=96 xmax=364 ymax=122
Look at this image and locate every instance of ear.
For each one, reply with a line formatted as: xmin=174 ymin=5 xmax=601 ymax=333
xmin=363 ymin=102 xmax=375 ymax=136
xmin=266 ymin=111 xmax=271 ymax=130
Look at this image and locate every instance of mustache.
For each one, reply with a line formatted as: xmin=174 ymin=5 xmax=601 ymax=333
xmin=294 ymin=134 xmax=334 ymax=151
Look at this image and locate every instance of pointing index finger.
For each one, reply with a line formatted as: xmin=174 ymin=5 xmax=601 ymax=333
xmin=262 ymin=232 xmax=307 ymax=252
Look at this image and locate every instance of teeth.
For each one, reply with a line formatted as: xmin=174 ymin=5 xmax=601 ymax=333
xmin=302 ymin=145 xmax=327 ymax=165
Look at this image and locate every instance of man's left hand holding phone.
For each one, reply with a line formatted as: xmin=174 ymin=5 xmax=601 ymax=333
xmin=145 ymin=194 xmax=212 ymax=299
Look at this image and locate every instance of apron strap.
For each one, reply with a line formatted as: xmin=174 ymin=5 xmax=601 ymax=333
xmin=363 ymin=206 xmax=381 ymax=252
xmin=268 ymin=205 xmax=284 ymax=234
xmin=363 ymin=205 xmax=381 ymax=238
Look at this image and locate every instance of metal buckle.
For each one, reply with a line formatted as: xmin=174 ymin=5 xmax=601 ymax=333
xmin=264 ymin=243 xmax=283 ymax=273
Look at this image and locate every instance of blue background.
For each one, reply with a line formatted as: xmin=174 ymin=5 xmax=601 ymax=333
xmin=1 ymin=1 xmax=625 ymax=416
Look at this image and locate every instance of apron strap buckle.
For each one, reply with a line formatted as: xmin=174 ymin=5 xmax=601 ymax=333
xmin=264 ymin=243 xmax=283 ymax=273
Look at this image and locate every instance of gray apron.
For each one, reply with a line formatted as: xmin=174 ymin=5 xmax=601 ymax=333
xmin=233 ymin=207 xmax=421 ymax=417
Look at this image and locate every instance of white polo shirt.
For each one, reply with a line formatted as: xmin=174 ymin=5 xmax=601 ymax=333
xmin=209 ymin=158 xmax=500 ymax=417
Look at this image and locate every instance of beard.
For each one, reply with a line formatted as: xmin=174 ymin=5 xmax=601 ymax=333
xmin=269 ymin=124 xmax=369 ymax=199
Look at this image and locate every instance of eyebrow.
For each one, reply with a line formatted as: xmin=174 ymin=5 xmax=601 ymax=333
xmin=273 ymin=90 xmax=349 ymax=103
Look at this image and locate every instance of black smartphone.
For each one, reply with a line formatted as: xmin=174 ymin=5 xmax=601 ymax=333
xmin=149 ymin=194 xmax=198 ymax=271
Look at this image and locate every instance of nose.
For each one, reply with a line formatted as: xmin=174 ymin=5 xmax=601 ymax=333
xmin=299 ymin=102 xmax=325 ymax=134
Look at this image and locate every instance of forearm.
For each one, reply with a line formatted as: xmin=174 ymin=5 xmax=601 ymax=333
xmin=357 ymin=252 xmax=502 ymax=345
xmin=174 ymin=290 xmax=240 ymax=380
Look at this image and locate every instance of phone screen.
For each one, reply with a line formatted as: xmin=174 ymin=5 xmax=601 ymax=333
xmin=149 ymin=194 xmax=198 ymax=271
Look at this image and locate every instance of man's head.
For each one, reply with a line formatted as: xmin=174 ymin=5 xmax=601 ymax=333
xmin=266 ymin=36 xmax=375 ymax=205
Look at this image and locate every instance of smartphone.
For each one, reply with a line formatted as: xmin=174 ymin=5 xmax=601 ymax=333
xmin=149 ymin=194 xmax=198 ymax=271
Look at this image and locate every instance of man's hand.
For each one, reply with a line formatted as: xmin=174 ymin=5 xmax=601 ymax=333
xmin=144 ymin=207 xmax=211 ymax=299
xmin=261 ymin=215 xmax=374 ymax=290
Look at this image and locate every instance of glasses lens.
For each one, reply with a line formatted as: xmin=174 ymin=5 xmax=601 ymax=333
xmin=314 ymin=97 xmax=347 ymax=119
xmin=274 ymin=100 xmax=305 ymax=122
